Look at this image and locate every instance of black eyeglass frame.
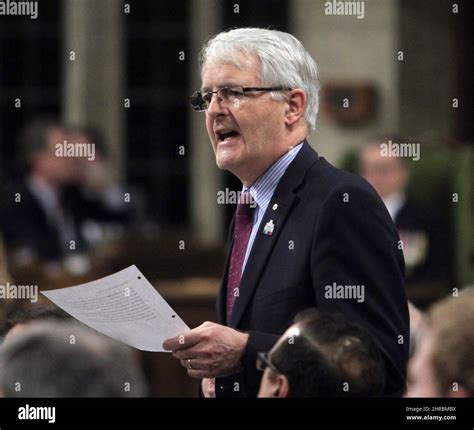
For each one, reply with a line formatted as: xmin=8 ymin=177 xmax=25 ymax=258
xmin=190 ymin=85 xmax=292 ymax=112
xmin=256 ymin=351 xmax=281 ymax=374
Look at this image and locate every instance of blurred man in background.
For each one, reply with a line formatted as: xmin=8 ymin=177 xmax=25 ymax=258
xmin=0 ymin=321 xmax=146 ymax=397
xmin=407 ymin=290 xmax=474 ymax=397
xmin=0 ymin=119 xmax=135 ymax=273
xmin=257 ymin=309 xmax=385 ymax=397
xmin=358 ymin=137 xmax=451 ymax=285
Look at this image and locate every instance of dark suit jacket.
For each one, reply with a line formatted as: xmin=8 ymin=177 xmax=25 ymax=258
xmin=395 ymin=201 xmax=452 ymax=285
xmin=0 ymin=181 xmax=132 ymax=262
xmin=215 ymin=142 xmax=409 ymax=398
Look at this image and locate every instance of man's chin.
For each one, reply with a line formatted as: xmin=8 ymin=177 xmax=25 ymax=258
xmin=215 ymin=158 xmax=234 ymax=171
xmin=215 ymin=151 xmax=241 ymax=171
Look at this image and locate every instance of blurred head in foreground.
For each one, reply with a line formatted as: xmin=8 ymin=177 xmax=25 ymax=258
xmin=0 ymin=321 xmax=146 ymax=397
xmin=257 ymin=309 xmax=385 ymax=397
xmin=0 ymin=304 xmax=70 ymax=343
xmin=407 ymin=291 xmax=474 ymax=397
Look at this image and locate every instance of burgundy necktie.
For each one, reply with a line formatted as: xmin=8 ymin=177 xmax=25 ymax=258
xmin=226 ymin=194 xmax=254 ymax=320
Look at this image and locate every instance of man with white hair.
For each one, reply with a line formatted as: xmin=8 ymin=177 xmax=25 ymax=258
xmin=164 ymin=27 xmax=409 ymax=398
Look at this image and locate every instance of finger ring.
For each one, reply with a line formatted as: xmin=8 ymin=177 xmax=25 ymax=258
xmin=187 ymin=359 xmax=193 ymax=370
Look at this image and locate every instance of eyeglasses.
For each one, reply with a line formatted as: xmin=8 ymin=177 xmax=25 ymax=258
xmin=256 ymin=351 xmax=280 ymax=374
xmin=190 ymin=85 xmax=292 ymax=112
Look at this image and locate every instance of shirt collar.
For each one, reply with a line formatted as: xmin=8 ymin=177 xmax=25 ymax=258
xmin=27 ymin=174 xmax=60 ymax=213
xmin=382 ymin=192 xmax=406 ymax=221
xmin=243 ymin=142 xmax=304 ymax=210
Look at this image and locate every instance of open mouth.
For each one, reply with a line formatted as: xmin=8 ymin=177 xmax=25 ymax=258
xmin=216 ymin=129 xmax=240 ymax=142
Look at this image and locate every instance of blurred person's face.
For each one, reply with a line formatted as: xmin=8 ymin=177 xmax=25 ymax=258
xmin=201 ymin=55 xmax=290 ymax=187
xmin=66 ymin=132 xmax=107 ymax=188
xmin=359 ymin=144 xmax=408 ymax=198
xmin=408 ymin=329 xmax=472 ymax=398
xmin=32 ymin=126 xmax=75 ymax=186
xmin=407 ymin=331 xmax=442 ymax=397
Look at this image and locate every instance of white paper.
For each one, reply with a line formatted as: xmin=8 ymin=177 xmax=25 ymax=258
xmin=41 ymin=265 xmax=189 ymax=352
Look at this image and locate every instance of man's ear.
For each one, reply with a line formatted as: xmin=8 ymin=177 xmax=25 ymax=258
xmin=274 ymin=374 xmax=290 ymax=398
xmin=284 ymin=89 xmax=306 ymax=127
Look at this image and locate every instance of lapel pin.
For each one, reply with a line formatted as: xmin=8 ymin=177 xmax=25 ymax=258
xmin=272 ymin=203 xmax=278 ymax=210
xmin=263 ymin=219 xmax=275 ymax=236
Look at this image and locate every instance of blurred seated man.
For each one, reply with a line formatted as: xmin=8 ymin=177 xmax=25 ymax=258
xmin=358 ymin=136 xmax=451 ymax=285
xmin=257 ymin=309 xmax=385 ymax=397
xmin=0 ymin=321 xmax=146 ymax=397
xmin=407 ymin=291 xmax=474 ymax=397
xmin=0 ymin=119 xmax=134 ymax=273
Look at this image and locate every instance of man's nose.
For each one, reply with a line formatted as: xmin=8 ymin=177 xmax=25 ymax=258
xmin=206 ymin=93 xmax=227 ymax=117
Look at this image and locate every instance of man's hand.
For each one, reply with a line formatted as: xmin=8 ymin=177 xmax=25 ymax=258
xmin=163 ymin=321 xmax=249 ymax=379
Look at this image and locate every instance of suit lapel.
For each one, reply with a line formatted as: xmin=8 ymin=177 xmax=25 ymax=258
xmin=227 ymin=142 xmax=320 ymax=328
xmin=216 ymin=215 xmax=235 ymax=324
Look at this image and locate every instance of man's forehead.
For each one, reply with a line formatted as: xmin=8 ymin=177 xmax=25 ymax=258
xmin=47 ymin=126 xmax=66 ymax=142
xmin=202 ymin=50 xmax=259 ymax=71
xmin=362 ymin=145 xmax=399 ymax=163
xmin=201 ymin=57 xmax=261 ymax=90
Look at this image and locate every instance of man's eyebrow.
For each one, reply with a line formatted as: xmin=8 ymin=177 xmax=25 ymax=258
xmin=201 ymin=83 xmax=240 ymax=92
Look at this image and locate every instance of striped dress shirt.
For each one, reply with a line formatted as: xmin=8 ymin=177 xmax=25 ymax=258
xmin=241 ymin=141 xmax=304 ymax=272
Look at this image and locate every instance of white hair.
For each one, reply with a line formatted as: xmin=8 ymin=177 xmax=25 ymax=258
xmin=199 ymin=27 xmax=320 ymax=133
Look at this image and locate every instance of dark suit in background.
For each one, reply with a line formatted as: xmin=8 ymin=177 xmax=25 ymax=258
xmin=395 ymin=201 xmax=452 ymax=286
xmin=0 ymin=180 xmax=133 ymax=262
